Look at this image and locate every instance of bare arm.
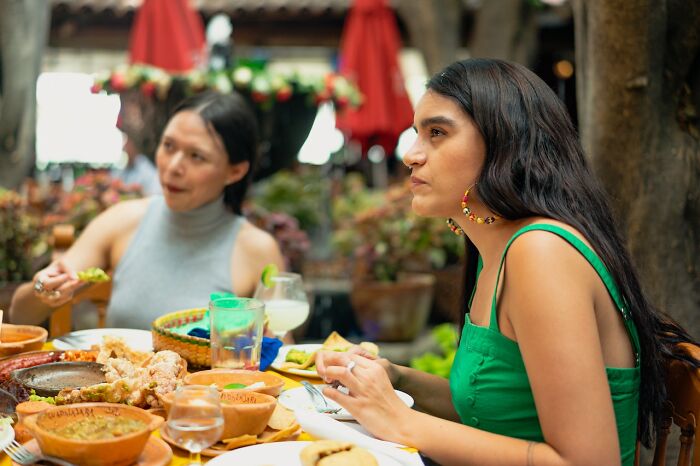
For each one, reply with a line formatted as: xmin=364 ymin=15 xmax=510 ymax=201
xmin=9 ymin=200 xmax=146 ymax=325
xmin=231 ymin=221 xmax=286 ymax=297
xmin=318 ymin=233 xmax=624 ymax=466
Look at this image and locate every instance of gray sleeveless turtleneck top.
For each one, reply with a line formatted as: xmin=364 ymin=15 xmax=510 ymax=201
xmin=107 ymin=195 xmax=244 ymax=329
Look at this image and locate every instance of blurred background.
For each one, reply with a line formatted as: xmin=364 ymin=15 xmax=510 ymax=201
xmin=0 ymin=0 xmax=697 ymax=404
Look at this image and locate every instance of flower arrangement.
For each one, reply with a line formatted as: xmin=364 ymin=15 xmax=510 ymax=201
xmin=91 ymin=64 xmax=362 ymax=111
xmin=43 ymin=171 xmax=143 ymax=233
xmin=332 ymin=176 xmax=464 ymax=283
xmin=0 ymin=189 xmax=46 ymax=284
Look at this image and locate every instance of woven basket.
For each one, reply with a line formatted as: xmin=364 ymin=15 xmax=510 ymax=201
xmin=151 ymin=308 xmax=211 ymax=368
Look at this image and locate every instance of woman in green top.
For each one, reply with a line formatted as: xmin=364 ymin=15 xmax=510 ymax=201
xmin=316 ymin=58 xmax=698 ymax=465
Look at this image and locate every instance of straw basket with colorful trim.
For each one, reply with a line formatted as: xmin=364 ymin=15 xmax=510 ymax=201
xmin=152 ymin=308 xmax=211 ymax=368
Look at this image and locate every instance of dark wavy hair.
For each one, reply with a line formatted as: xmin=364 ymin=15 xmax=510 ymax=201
xmin=427 ymin=58 xmax=698 ymax=448
xmin=171 ymin=91 xmax=259 ymax=214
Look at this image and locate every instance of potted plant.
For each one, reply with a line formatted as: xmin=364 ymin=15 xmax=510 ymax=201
xmin=0 ymin=188 xmax=48 ymax=310
xmin=332 ymin=176 xmax=463 ymax=341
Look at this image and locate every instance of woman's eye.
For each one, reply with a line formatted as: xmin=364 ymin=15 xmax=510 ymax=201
xmin=191 ymin=152 xmax=205 ymax=162
xmin=430 ymin=128 xmax=444 ymax=137
xmin=161 ymin=141 xmax=173 ymax=151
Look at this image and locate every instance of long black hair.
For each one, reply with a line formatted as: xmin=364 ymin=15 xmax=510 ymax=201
xmin=427 ymin=58 xmax=698 ymax=448
xmin=171 ymin=91 xmax=259 ymax=214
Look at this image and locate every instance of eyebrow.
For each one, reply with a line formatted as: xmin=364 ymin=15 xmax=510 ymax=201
xmin=414 ymin=116 xmax=458 ymax=130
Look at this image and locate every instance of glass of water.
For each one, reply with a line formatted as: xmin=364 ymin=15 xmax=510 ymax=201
xmin=209 ymin=297 xmax=266 ymax=370
xmin=165 ymin=385 xmax=224 ymax=465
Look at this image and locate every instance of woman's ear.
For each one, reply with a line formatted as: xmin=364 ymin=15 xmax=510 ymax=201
xmin=225 ymin=161 xmax=250 ymax=185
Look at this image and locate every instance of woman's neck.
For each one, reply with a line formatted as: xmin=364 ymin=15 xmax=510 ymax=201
xmin=165 ymin=195 xmax=231 ymax=234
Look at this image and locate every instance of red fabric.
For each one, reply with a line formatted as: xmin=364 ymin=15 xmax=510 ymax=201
xmin=335 ymin=0 xmax=414 ymax=156
xmin=128 ymin=0 xmax=206 ymax=73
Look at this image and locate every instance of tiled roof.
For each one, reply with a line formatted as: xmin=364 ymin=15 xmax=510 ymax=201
xmin=51 ymin=0 xmax=354 ymax=15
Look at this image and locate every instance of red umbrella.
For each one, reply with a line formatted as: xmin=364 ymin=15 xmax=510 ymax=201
xmin=129 ymin=0 xmax=206 ymax=73
xmin=335 ymin=0 xmax=414 ymax=156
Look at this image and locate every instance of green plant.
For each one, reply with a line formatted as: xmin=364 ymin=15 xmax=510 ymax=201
xmin=250 ymin=168 xmax=325 ymax=233
xmin=410 ymin=323 xmax=459 ymax=378
xmin=0 ymin=189 xmax=46 ymax=284
xmin=331 ymin=176 xmax=464 ymax=282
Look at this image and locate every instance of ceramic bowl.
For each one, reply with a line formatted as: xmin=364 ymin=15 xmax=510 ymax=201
xmin=12 ymin=361 xmax=106 ymax=397
xmin=0 ymin=324 xmax=48 ymax=357
xmin=23 ymin=402 xmax=163 ymax=466
xmin=184 ymin=369 xmax=285 ymax=397
xmin=160 ymin=389 xmax=276 ymax=440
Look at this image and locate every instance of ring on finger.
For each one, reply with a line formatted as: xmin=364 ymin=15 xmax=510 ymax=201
xmin=48 ymin=290 xmax=61 ymax=299
xmin=33 ymin=279 xmax=45 ymax=293
xmin=346 ymin=360 xmax=356 ymax=374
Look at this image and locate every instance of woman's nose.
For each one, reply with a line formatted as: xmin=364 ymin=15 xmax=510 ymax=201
xmin=164 ymin=152 xmax=185 ymax=175
xmin=402 ymin=141 xmax=426 ymax=167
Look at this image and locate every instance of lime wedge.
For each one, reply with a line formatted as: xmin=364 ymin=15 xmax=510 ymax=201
xmin=223 ymin=383 xmax=247 ymax=390
xmin=77 ymin=267 xmax=110 ymax=283
xmin=260 ymin=263 xmax=278 ymax=288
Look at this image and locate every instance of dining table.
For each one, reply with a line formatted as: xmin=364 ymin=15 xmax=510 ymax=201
xmin=0 ymin=342 xmax=423 ymax=466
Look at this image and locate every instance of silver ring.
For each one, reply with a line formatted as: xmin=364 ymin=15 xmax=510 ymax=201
xmin=33 ymin=279 xmax=45 ymax=293
xmin=346 ymin=361 xmax=356 ymax=374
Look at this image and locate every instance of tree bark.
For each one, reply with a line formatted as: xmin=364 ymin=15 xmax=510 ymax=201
xmin=573 ymin=0 xmax=700 ymax=339
xmin=395 ymin=0 xmax=462 ymax=75
xmin=469 ymin=0 xmax=539 ymax=67
xmin=0 ymin=0 xmax=51 ymax=189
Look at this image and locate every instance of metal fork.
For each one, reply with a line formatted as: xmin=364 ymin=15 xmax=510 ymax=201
xmin=301 ymin=381 xmax=342 ymax=414
xmin=3 ymin=438 xmax=77 ymax=466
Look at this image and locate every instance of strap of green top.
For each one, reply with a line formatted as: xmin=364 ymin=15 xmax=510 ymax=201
xmin=489 ymin=223 xmax=641 ymax=363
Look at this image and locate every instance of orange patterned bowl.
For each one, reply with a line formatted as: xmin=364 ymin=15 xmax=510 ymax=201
xmin=0 ymin=324 xmax=48 ymax=357
xmin=159 ymin=389 xmax=276 ymax=440
xmin=23 ymin=403 xmax=163 ymax=466
xmin=184 ymin=369 xmax=285 ymax=397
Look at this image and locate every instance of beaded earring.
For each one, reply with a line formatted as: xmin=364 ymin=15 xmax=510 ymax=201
xmin=462 ymin=186 xmax=499 ymax=225
xmin=446 ymin=218 xmax=464 ymax=236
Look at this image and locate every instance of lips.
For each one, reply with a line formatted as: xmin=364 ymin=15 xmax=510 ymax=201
xmin=163 ymin=183 xmax=185 ymax=193
xmin=410 ymin=176 xmax=427 ymax=187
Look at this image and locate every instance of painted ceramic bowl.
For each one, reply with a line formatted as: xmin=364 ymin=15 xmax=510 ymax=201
xmin=183 ymin=369 xmax=285 ymax=397
xmin=23 ymin=402 xmax=163 ymax=466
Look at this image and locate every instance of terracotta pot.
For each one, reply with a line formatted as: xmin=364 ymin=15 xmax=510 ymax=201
xmin=351 ymin=273 xmax=435 ymax=342
xmin=184 ymin=369 xmax=284 ymax=397
xmin=0 ymin=324 xmax=48 ymax=357
xmin=23 ymin=403 xmax=163 ymax=466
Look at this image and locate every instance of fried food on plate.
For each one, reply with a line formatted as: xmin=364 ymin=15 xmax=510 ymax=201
xmin=281 ymin=332 xmax=379 ymax=371
xmin=299 ymin=440 xmax=378 ymax=466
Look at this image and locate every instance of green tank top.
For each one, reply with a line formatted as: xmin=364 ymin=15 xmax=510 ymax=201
xmin=449 ymin=224 xmax=640 ymax=465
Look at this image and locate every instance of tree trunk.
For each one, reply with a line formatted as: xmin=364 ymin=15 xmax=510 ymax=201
xmin=0 ymin=0 xmax=51 ymax=189
xmin=395 ymin=0 xmax=462 ymax=75
xmin=573 ymin=0 xmax=700 ymax=334
xmin=469 ymin=0 xmax=539 ymax=67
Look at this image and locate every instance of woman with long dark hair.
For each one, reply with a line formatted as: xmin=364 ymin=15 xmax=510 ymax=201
xmin=317 ymin=58 xmax=697 ymax=465
xmin=11 ymin=91 xmax=285 ymax=329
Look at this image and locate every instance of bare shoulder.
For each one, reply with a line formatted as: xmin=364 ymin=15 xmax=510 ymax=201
xmin=92 ymin=198 xmax=151 ymax=237
xmin=236 ymin=220 xmax=280 ymax=252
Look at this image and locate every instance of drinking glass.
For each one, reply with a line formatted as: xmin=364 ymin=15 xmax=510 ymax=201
xmin=210 ymin=297 xmax=266 ymax=370
xmin=253 ymin=272 xmax=310 ymax=338
xmin=165 ymin=385 xmax=224 ymax=466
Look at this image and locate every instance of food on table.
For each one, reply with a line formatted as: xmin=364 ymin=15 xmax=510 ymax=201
xmin=77 ymin=267 xmax=110 ymax=283
xmin=61 ymin=349 xmax=98 ymax=362
xmin=28 ymin=390 xmax=56 ymax=405
xmin=0 ymin=351 xmax=63 ymax=402
xmin=260 ymin=263 xmax=279 ymax=288
xmin=223 ymin=381 xmax=265 ymax=390
xmin=50 ymin=416 xmax=147 ymax=440
xmin=281 ymin=332 xmax=380 ymax=371
xmin=57 ymin=336 xmax=186 ymax=408
xmin=299 ymin=440 xmax=378 ymax=466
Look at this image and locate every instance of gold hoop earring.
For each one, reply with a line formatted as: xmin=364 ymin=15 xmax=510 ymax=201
xmin=462 ymin=185 xmax=499 ymax=225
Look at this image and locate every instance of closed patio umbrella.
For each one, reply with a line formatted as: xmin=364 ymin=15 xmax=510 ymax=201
xmin=335 ymin=0 xmax=414 ymax=157
xmin=129 ymin=0 xmax=206 ymax=73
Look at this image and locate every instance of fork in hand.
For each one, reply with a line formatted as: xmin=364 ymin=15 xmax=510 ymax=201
xmin=3 ymin=438 xmax=77 ymax=466
xmin=301 ymin=381 xmax=343 ymax=415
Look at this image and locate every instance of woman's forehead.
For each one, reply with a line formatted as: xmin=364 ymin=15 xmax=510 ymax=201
xmin=164 ymin=111 xmax=220 ymax=148
xmin=414 ymin=91 xmax=467 ymax=124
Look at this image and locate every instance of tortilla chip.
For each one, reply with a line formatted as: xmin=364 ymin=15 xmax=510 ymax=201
xmin=258 ymin=423 xmax=300 ymax=443
xmin=299 ymin=440 xmax=354 ymax=466
xmin=268 ymin=403 xmax=297 ymax=430
xmin=219 ymin=434 xmax=258 ymax=450
xmin=322 ymin=332 xmax=353 ymax=352
xmin=281 ymin=350 xmax=318 ymax=369
xmin=359 ymin=342 xmax=379 ymax=356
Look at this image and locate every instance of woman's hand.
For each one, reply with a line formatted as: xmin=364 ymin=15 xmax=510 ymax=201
xmin=316 ymin=351 xmax=413 ymax=443
xmin=316 ymin=345 xmax=401 ymax=387
xmin=32 ymin=261 xmax=82 ymax=307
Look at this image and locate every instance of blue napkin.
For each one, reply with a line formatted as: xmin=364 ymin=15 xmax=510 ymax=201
xmin=186 ymin=326 xmax=283 ymax=371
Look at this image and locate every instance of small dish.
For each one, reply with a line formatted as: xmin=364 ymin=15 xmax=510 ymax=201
xmin=0 ymin=325 xmax=48 ymax=357
xmin=184 ymin=369 xmax=285 ymax=397
xmin=279 ymin=385 xmax=414 ymax=421
xmin=11 ymin=361 xmax=106 ymax=397
xmin=270 ymin=344 xmax=323 ymax=379
xmin=16 ymin=435 xmax=172 ymax=466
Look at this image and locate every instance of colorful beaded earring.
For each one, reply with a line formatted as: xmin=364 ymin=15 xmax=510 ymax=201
xmin=446 ymin=218 xmax=464 ymax=236
xmin=462 ymin=186 xmax=499 ymax=225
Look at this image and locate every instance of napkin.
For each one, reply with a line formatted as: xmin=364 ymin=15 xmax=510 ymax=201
xmin=294 ymin=409 xmax=424 ymax=466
